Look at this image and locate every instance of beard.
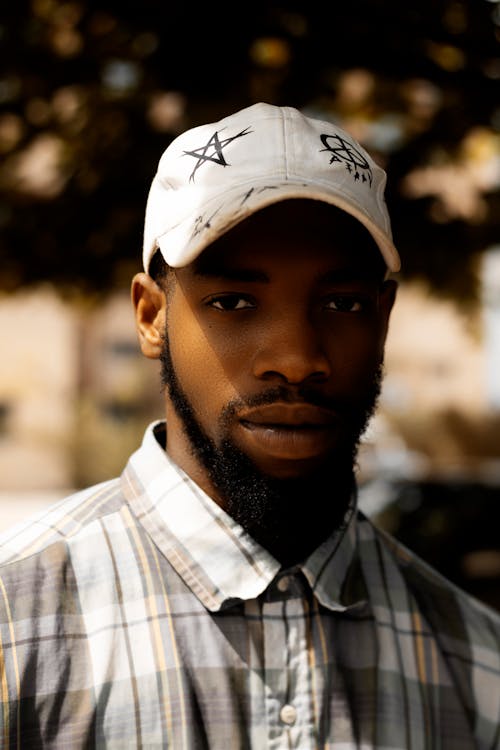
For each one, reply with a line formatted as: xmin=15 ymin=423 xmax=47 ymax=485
xmin=160 ymin=332 xmax=383 ymax=565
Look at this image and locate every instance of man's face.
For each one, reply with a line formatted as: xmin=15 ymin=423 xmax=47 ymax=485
xmin=134 ymin=199 xmax=396 ymax=558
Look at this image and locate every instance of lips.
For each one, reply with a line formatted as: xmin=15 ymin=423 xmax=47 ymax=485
xmin=239 ymin=403 xmax=337 ymax=428
xmin=235 ymin=402 xmax=339 ymax=470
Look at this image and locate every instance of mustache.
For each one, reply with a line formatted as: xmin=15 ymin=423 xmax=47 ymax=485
xmin=221 ymin=385 xmax=362 ymax=421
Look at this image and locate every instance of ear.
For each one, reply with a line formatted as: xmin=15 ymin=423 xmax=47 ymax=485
xmin=379 ymin=278 xmax=398 ymax=340
xmin=131 ymin=272 xmax=166 ymax=359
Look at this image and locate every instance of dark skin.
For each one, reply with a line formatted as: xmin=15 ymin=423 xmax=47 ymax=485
xmin=132 ymin=200 xmax=397 ymax=565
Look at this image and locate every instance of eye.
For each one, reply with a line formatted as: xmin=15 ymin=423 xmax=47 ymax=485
xmin=324 ymin=295 xmax=365 ymax=313
xmin=206 ymin=294 xmax=256 ymax=311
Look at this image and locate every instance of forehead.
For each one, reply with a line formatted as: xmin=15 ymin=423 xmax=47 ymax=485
xmin=190 ymin=199 xmax=386 ymax=279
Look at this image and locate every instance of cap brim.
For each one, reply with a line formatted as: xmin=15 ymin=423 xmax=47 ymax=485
xmin=152 ymin=179 xmax=401 ymax=274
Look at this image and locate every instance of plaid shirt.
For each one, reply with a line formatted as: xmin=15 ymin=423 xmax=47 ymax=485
xmin=0 ymin=421 xmax=499 ymax=749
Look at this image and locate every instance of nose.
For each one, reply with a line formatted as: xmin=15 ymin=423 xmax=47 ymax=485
xmin=252 ymin=315 xmax=331 ymax=384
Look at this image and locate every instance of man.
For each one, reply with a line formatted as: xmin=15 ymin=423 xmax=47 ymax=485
xmin=0 ymin=103 xmax=498 ymax=748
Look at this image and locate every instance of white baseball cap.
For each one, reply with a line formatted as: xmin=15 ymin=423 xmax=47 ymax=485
xmin=143 ymin=102 xmax=401 ymax=274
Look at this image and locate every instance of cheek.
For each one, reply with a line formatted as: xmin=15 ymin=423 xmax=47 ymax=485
xmin=325 ymin=325 xmax=385 ymax=383
xmin=167 ymin=316 xmax=250 ymax=420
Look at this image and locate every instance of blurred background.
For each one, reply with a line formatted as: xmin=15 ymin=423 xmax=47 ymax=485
xmin=0 ymin=0 xmax=499 ymax=609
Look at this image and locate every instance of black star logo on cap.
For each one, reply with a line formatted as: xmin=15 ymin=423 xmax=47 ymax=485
xmin=183 ymin=126 xmax=253 ymax=182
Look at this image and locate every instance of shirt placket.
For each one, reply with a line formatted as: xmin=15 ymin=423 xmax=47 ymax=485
xmin=262 ymin=572 xmax=316 ymax=750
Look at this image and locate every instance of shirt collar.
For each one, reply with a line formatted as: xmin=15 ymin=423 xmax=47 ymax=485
xmin=121 ymin=421 xmax=365 ymax=613
xmin=301 ymin=501 xmax=368 ymax=612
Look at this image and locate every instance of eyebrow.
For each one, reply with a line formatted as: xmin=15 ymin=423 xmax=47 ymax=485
xmin=191 ymin=264 xmax=382 ymax=285
xmin=192 ymin=263 xmax=269 ymax=283
xmin=319 ymin=268 xmax=383 ymax=283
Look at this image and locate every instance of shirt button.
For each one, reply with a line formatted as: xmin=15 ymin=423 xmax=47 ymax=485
xmin=277 ymin=576 xmax=290 ymax=592
xmin=279 ymin=704 xmax=297 ymax=725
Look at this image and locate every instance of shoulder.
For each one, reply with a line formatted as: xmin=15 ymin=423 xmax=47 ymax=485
xmin=358 ymin=515 xmax=500 ymax=745
xmin=0 ymin=477 xmax=124 ymax=567
xmin=0 ymin=477 xmax=134 ymax=636
xmin=360 ymin=513 xmax=500 ymax=638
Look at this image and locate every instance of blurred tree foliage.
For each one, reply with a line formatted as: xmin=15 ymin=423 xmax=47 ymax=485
xmin=0 ymin=0 xmax=499 ymax=303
